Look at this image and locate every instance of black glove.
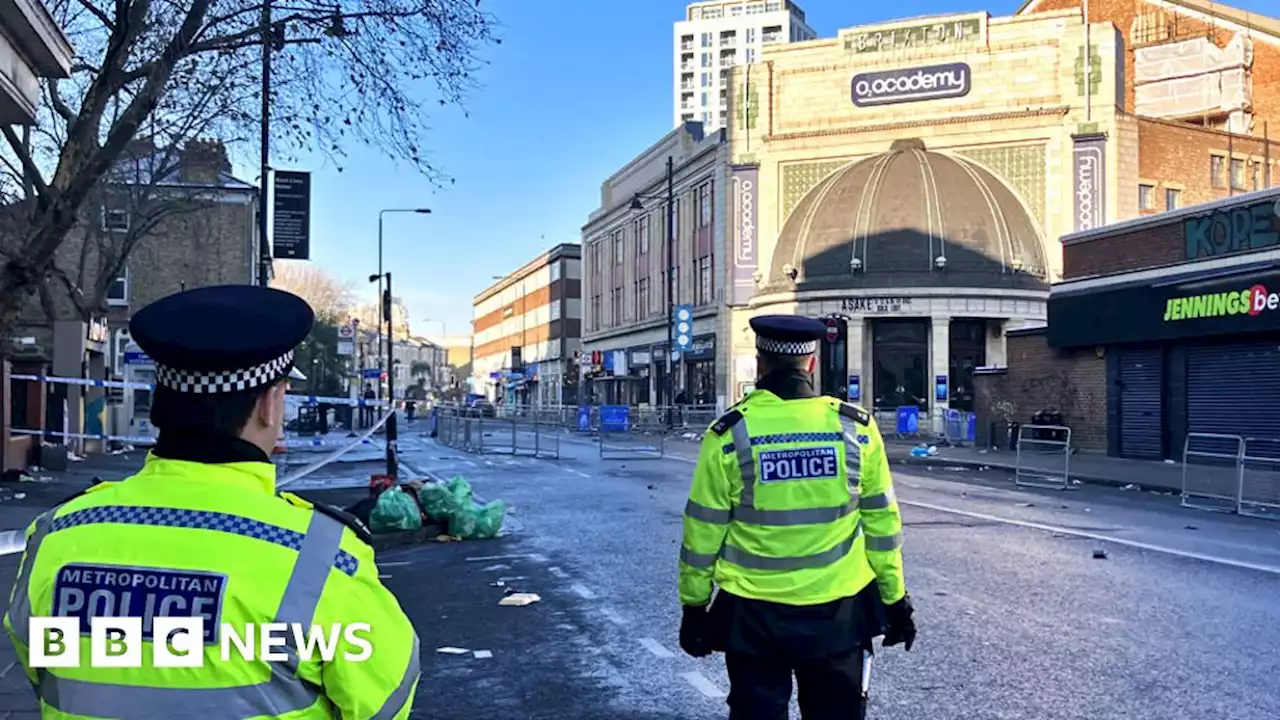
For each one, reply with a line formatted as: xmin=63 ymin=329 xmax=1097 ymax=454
xmin=881 ymin=595 xmax=916 ymax=652
xmin=679 ymin=605 xmax=713 ymax=658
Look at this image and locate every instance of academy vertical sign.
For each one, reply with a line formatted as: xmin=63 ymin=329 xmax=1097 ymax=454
xmin=729 ymin=164 xmax=759 ymax=306
xmin=1072 ymin=134 xmax=1106 ymax=233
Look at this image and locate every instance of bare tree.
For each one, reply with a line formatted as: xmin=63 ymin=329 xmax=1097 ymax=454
xmin=351 ymin=297 xmax=411 ymax=339
xmin=271 ymin=261 xmax=354 ymax=321
xmin=0 ymin=0 xmax=498 ymax=341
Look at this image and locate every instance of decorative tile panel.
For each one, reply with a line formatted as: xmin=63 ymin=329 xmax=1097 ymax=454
xmin=781 ymin=160 xmax=849 ymax=221
xmin=956 ymin=144 xmax=1047 ymax=226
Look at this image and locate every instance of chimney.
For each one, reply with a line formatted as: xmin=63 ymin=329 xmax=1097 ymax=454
xmin=178 ymin=139 xmax=231 ymax=184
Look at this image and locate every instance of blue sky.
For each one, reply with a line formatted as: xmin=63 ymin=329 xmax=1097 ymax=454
xmin=269 ymin=0 xmax=1275 ymax=337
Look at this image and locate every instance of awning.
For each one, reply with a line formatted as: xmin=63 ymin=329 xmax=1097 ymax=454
xmin=1048 ymin=260 xmax=1280 ymax=347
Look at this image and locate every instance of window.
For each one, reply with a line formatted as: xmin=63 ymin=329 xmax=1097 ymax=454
xmin=701 ymin=32 xmax=712 ymax=47
xmin=1210 ymin=155 xmax=1225 ymax=188
xmin=701 ymin=72 xmax=710 ymax=88
xmin=551 ymin=302 xmax=561 ymax=321
xmin=112 ymin=328 xmax=130 ymax=378
xmin=746 ymin=28 xmax=757 ymax=44
xmin=1230 ymin=158 xmax=1246 ymax=190
xmin=613 ymin=230 xmax=624 ymax=264
xmin=763 ymin=25 xmax=782 ymax=43
xmin=745 ymin=48 xmax=756 ymax=63
xmin=102 ymin=208 xmax=129 ymax=232
xmin=720 ymin=31 xmax=736 ymax=45
xmin=611 ymin=288 xmax=624 ymax=324
xmin=1252 ymin=162 xmax=1262 ymax=191
xmin=701 ymin=53 xmax=711 ymax=68
xmin=1138 ymin=184 xmax=1155 ymax=210
xmin=637 ymin=277 xmax=649 ymax=318
xmin=765 ymin=1 xmax=782 ymax=9
xmin=637 ymin=215 xmax=650 ymax=255
xmin=731 ymin=5 xmax=742 ymax=15
xmin=590 ymin=295 xmax=601 ymax=331
xmin=107 ymin=266 xmax=129 ymax=306
xmin=696 ymin=181 xmax=713 ymax=228
xmin=696 ymin=255 xmax=713 ymax=305
xmin=1165 ymin=188 xmax=1181 ymax=211
xmin=550 ymin=260 xmax=562 ymax=282
xmin=701 ymin=92 xmax=708 ymax=107
xmin=682 ymin=113 xmax=694 ymax=122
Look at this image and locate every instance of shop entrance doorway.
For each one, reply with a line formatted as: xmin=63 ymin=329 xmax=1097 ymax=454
xmin=872 ymin=319 xmax=928 ymax=411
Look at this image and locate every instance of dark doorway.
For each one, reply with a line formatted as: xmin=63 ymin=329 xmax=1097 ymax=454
xmin=819 ymin=316 xmax=847 ymax=400
xmin=948 ymin=319 xmax=987 ymax=412
xmin=872 ymin=319 xmax=928 ymax=411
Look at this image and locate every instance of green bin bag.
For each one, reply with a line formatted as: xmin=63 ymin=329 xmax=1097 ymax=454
xmin=368 ymin=487 xmax=423 ymax=534
xmin=417 ymin=482 xmax=460 ymax=522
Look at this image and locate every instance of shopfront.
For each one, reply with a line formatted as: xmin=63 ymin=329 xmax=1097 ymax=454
xmin=1049 ymin=260 xmax=1280 ymax=459
xmin=682 ymin=334 xmax=717 ymax=405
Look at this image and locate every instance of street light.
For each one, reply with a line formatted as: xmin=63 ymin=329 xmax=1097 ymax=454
xmin=370 ymin=271 xmax=398 ymax=479
xmin=375 ymin=208 xmax=431 ymax=399
xmin=629 ymin=156 xmax=676 ymax=428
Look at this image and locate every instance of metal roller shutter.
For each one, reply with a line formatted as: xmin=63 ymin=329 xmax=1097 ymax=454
xmin=1119 ymin=347 xmax=1163 ymax=459
xmin=1186 ymin=342 xmax=1280 ymax=442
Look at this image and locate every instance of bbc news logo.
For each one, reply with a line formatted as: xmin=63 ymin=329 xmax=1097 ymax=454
xmin=29 ymin=618 xmax=373 ymax=668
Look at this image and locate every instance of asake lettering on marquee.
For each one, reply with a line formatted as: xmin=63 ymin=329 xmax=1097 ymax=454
xmin=758 ymin=446 xmax=840 ymax=483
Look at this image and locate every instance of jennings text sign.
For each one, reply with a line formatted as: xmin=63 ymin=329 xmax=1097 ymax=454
xmin=729 ymin=164 xmax=759 ymax=306
xmin=851 ymin=63 xmax=971 ymax=107
xmin=1072 ymin=134 xmax=1106 ymax=233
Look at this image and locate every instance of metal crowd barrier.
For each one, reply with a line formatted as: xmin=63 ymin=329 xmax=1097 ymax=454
xmin=434 ymin=411 xmax=559 ymax=459
xmin=871 ymin=406 xmax=977 ymax=446
xmin=1181 ymin=433 xmax=1245 ymax=513
xmin=1240 ymin=437 xmax=1280 ymax=520
xmin=1014 ymin=424 xmax=1073 ymax=490
xmin=599 ymin=423 xmax=666 ymax=460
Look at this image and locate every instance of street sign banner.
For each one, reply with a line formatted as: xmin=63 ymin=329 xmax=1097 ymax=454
xmin=272 ymin=170 xmax=311 ymax=260
xmin=337 ymin=340 xmax=354 ymax=356
xmin=338 ymin=324 xmax=355 ymax=339
xmin=362 ymin=368 xmax=381 ymax=379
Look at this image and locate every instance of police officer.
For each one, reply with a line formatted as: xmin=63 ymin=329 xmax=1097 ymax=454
xmin=4 ymin=285 xmax=420 ymax=719
xmin=677 ymin=315 xmax=917 ymax=719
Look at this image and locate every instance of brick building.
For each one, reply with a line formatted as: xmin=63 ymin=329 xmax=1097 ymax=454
xmin=581 ymin=122 xmax=730 ymax=407
xmin=5 ymin=140 xmax=258 ymax=462
xmin=472 ymin=243 xmax=582 ymax=406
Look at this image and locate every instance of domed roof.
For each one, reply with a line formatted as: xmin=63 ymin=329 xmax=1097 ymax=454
xmin=766 ymin=139 xmax=1049 ymax=293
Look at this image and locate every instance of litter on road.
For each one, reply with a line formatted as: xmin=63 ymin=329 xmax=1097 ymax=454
xmin=436 ymin=647 xmax=470 ymax=655
xmin=499 ymin=593 xmax=541 ymax=607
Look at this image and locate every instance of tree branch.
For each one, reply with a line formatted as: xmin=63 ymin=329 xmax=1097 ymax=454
xmin=0 ymin=125 xmax=48 ymax=200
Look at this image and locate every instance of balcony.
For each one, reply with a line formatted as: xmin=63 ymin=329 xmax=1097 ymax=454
xmin=0 ymin=0 xmax=73 ymax=125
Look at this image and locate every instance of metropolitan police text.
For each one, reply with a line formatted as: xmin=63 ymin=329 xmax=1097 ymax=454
xmin=29 ymin=617 xmax=373 ymax=668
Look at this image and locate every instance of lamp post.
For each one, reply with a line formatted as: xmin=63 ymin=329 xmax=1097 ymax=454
xmin=630 ymin=156 xmax=676 ymax=428
xmin=375 ymin=208 xmax=431 ymax=399
xmin=370 ymin=271 xmax=398 ymax=479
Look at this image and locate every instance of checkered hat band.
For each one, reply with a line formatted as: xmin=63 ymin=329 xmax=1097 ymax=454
xmin=155 ymin=350 xmax=295 ymax=394
xmin=756 ymin=338 xmax=817 ymax=355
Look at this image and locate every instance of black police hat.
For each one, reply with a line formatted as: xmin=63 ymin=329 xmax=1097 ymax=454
xmin=749 ymin=315 xmax=828 ymax=356
xmin=129 ymin=285 xmax=314 ymax=395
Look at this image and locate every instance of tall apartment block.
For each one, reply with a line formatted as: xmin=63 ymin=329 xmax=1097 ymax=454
xmin=673 ymin=0 xmax=817 ymax=131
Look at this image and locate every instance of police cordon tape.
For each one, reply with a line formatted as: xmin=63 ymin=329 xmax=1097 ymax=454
xmin=7 ymin=427 xmax=384 ymax=450
xmin=0 ymin=409 xmax=398 ymax=557
xmin=10 ymin=374 xmax=391 ymax=408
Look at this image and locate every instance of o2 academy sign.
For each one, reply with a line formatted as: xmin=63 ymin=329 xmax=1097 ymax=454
xmin=851 ymin=63 xmax=971 ymax=107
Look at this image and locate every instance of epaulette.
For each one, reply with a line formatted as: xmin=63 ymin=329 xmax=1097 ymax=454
xmin=281 ymin=492 xmax=374 ymax=546
xmin=837 ymin=402 xmax=871 ymax=426
xmin=709 ymin=409 xmax=744 ymax=436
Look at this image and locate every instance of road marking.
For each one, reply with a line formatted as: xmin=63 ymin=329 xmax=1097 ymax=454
xmin=639 ymin=638 xmax=674 ymax=658
xmin=473 ymin=650 xmax=493 ymax=659
xmin=379 ymin=561 xmax=412 ymax=567
xmin=466 ymin=554 xmax=537 ymax=563
xmin=0 ymin=660 xmax=15 ymax=679
xmin=378 ymin=574 xmax=392 ymax=579
xmin=901 ymin=499 xmax=1280 ymax=576
xmin=567 ymin=469 xmax=591 ymax=478
xmin=601 ymin=608 xmax=626 ymax=625
xmin=571 ymin=583 xmax=597 ymax=599
xmin=681 ymin=671 xmax=727 ymax=699
xmin=548 ymin=566 xmax=569 ymax=579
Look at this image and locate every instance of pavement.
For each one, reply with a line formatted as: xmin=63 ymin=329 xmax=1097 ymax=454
xmin=0 ymin=425 xmax=1277 ymax=717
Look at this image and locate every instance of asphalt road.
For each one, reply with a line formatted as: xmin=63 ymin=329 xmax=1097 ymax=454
xmin=1 ymin=426 xmax=1278 ymax=719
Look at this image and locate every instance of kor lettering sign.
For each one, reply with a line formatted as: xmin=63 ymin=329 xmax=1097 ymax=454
xmin=1184 ymin=200 xmax=1280 ymax=260
xmin=851 ymin=63 xmax=971 ymax=107
xmin=730 ymin=165 xmax=760 ymax=306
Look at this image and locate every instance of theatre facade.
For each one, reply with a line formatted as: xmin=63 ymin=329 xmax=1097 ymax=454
xmin=722 ymin=9 xmax=1129 ymax=414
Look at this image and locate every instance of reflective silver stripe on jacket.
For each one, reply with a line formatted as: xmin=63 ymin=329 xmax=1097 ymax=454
xmin=840 ymin=417 xmax=863 ymax=479
xmin=372 ymin=633 xmax=422 ymax=720
xmin=865 ymin=532 xmax=904 ymax=552
xmin=6 ymin=510 xmax=55 ymax=648
xmin=721 ymin=521 xmax=865 ymax=571
xmin=859 ymin=487 xmax=896 ymax=511
xmin=16 ymin=507 xmax=373 ymax=717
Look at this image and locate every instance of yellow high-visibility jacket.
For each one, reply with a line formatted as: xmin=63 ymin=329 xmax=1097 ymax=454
xmin=4 ymin=453 xmax=419 ymax=719
xmin=679 ymin=390 xmax=906 ymax=608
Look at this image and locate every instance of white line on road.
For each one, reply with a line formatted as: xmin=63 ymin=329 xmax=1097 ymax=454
xmin=601 ymin=608 xmax=626 ymax=625
xmin=571 ymin=583 xmax=597 ymax=599
xmin=639 ymin=637 xmax=674 ymax=658
xmin=465 ymin=554 xmax=538 ymax=563
xmin=379 ymin=561 xmax=412 ymax=567
xmin=901 ymin=499 xmax=1280 ymax=576
xmin=548 ymin=566 xmax=569 ymax=579
xmin=473 ymin=650 xmax=493 ymax=659
xmin=567 ymin=469 xmax=591 ymax=478
xmin=681 ymin=671 xmax=727 ymax=699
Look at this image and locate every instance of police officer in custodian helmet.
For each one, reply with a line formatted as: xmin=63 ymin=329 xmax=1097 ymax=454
xmin=4 ymin=285 xmax=420 ymax=719
xmin=677 ymin=315 xmax=917 ymax=719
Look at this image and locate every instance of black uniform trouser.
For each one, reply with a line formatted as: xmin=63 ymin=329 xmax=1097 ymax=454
xmin=725 ymin=649 xmax=865 ymax=720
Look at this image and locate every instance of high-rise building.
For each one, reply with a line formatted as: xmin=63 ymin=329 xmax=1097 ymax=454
xmin=673 ymin=0 xmax=816 ymax=131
